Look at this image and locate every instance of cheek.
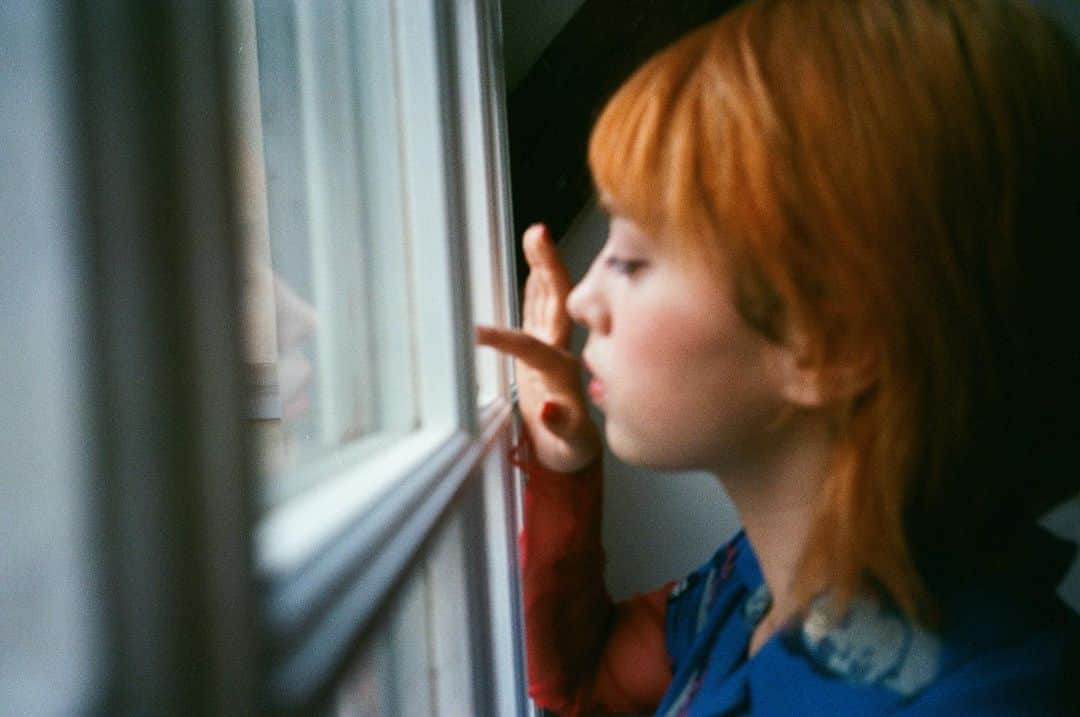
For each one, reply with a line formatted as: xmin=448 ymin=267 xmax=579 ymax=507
xmin=622 ymin=305 xmax=739 ymax=389
xmin=605 ymin=304 xmax=781 ymax=468
xmin=604 ymin=315 xmax=716 ymax=436
xmin=619 ymin=322 xmax=692 ymax=387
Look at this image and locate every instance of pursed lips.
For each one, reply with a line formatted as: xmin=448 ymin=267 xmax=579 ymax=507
xmin=582 ymin=353 xmax=606 ymax=402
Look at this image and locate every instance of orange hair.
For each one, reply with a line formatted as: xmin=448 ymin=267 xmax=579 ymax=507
xmin=589 ymin=0 xmax=1080 ymax=624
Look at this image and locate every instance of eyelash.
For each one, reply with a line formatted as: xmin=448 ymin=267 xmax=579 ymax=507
xmin=604 ymin=256 xmax=646 ymax=276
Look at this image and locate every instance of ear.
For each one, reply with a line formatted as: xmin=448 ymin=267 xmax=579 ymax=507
xmin=772 ymin=340 xmax=878 ymax=409
xmin=773 ymin=344 xmax=829 ymax=408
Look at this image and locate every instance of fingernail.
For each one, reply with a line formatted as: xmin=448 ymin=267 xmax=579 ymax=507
xmin=540 ymin=401 xmax=561 ymax=424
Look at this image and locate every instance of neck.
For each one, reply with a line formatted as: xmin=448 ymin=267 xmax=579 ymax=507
xmin=713 ymin=410 xmax=832 ymax=639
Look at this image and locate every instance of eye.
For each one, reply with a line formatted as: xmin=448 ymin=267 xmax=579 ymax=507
xmin=604 ymin=256 xmax=646 ymax=276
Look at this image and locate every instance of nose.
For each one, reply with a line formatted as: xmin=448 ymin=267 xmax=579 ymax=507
xmin=566 ymin=259 xmax=611 ymax=334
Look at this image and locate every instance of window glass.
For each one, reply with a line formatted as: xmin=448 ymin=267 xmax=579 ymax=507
xmin=245 ymin=0 xmax=485 ymax=574
xmin=239 ymin=0 xmax=416 ymax=507
xmin=230 ymin=0 xmax=526 ymax=711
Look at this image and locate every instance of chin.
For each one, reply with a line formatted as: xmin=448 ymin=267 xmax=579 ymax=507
xmin=605 ymin=420 xmax=694 ymax=471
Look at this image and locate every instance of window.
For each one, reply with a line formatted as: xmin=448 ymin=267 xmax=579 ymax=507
xmin=235 ymin=0 xmax=528 ymax=714
xmin=8 ymin=0 xmax=530 ymax=714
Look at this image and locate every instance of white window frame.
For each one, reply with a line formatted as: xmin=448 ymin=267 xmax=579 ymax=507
xmin=247 ymin=0 xmax=529 ymax=714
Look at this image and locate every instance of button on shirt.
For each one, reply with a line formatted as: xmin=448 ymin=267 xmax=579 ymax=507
xmin=656 ymin=531 xmax=1080 ymax=716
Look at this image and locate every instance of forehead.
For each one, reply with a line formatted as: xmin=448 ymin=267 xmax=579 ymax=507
xmin=599 ymin=194 xmax=670 ymax=249
xmin=606 ymin=214 xmax=651 ymax=243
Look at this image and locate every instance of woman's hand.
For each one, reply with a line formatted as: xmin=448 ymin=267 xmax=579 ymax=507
xmin=476 ymin=224 xmax=601 ymax=473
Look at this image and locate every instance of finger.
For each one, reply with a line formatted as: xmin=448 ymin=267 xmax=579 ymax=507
xmin=523 ymin=272 xmax=544 ymax=329
xmin=521 ymin=224 xmax=548 ymax=267
xmin=523 ymin=276 xmax=570 ymax=347
xmin=520 ymin=231 xmax=572 ymax=346
xmin=475 ymin=325 xmax=574 ymax=372
xmin=523 ymin=224 xmax=572 ymax=287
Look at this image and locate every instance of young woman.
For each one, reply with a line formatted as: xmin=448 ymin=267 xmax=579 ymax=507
xmin=477 ymin=0 xmax=1080 ymax=714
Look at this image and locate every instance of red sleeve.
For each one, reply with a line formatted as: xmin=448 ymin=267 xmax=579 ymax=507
xmin=513 ymin=438 xmax=673 ymax=716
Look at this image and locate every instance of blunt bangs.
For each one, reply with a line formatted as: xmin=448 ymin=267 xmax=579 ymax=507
xmin=587 ymin=23 xmax=722 ymax=250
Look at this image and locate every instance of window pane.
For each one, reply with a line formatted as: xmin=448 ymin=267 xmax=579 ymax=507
xmin=425 ymin=509 xmax=477 ymax=716
xmin=332 ymin=568 xmax=433 ymax=717
xmin=330 ymin=507 xmax=483 ymax=717
xmin=238 ymin=0 xmax=416 ymax=507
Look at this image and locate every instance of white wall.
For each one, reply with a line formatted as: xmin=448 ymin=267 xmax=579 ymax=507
xmin=559 ymin=202 xmax=741 ymax=600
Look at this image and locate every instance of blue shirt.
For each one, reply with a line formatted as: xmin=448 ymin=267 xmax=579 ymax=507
xmin=656 ymin=530 xmax=1080 ymax=716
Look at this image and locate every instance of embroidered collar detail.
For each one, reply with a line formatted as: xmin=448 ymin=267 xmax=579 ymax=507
xmin=789 ymin=594 xmax=943 ymax=699
xmin=742 ymin=583 xmax=772 ymax=627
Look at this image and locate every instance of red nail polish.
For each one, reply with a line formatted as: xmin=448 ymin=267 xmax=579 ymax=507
xmin=540 ymin=401 xmax=560 ymax=423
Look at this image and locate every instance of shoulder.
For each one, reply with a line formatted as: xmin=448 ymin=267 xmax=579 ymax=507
xmin=891 ymin=626 xmax=1080 ymax=716
xmin=893 ymin=530 xmax=1080 ymax=714
xmin=763 ymin=589 xmax=1080 ymax=716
